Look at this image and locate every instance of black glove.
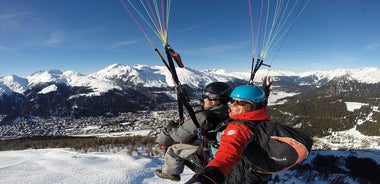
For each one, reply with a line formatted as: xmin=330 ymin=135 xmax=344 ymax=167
xmin=261 ymin=76 xmax=273 ymax=97
xmin=185 ymin=166 xmax=224 ymax=184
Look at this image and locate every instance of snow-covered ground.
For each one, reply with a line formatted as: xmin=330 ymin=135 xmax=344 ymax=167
xmin=1 ymin=148 xmax=379 ymax=184
xmin=345 ymin=102 xmax=368 ymax=112
xmin=0 ymin=148 xmax=193 ymax=184
xmin=267 ymin=90 xmax=299 ymax=105
xmin=312 ymin=126 xmax=380 ymax=150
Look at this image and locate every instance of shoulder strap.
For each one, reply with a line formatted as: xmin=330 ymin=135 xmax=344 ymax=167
xmin=215 ymin=119 xmax=255 ymax=130
xmin=227 ymin=120 xmax=277 ymax=148
xmin=254 ymin=121 xmax=276 ymax=148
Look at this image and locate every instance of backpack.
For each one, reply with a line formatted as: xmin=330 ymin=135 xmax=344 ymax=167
xmin=218 ymin=120 xmax=313 ymax=174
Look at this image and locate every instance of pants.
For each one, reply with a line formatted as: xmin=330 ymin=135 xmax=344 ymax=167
xmin=162 ymin=143 xmax=198 ymax=175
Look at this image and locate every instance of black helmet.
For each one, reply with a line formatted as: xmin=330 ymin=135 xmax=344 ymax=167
xmin=203 ymin=82 xmax=232 ymax=104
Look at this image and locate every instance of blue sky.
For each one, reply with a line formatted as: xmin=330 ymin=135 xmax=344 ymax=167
xmin=1 ymin=0 xmax=379 ymax=77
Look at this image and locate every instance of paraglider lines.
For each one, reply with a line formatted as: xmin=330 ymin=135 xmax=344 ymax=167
xmin=120 ymin=0 xmax=171 ymax=46
xmin=249 ymin=0 xmax=310 ymax=61
xmin=248 ymin=0 xmax=310 ymax=82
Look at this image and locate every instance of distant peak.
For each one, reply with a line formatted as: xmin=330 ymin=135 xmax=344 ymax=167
xmin=107 ymin=63 xmax=123 ymax=69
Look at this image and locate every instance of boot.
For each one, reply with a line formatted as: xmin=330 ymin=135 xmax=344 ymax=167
xmin=155 ymin=169 xmax=180 ymax=181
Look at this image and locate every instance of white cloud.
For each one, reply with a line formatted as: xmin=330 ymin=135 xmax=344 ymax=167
xmin=177 ymin=25 xmax=199 ymax=33
xmin=0 ymin=44 xmax=17 ymax=54
xmin=0 ymin=12 xmax=29 ymax=31
xmin=109 ymin=40 xmax=137 ymax=49
xmin=330 ymin=53 xmax=359 ymax=63
xmin=364 ymin=43 xmax=380 ymax=52
xmin=45 ymin=31 xmax=65 ymax=46
xmin=186 ymin=42 xmax=247 ymax=55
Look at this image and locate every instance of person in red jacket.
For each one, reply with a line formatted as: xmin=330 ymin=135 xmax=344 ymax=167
xmin=185 ymin=84 xmax=272 ymax=184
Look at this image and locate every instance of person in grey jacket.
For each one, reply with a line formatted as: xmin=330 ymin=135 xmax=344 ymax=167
xmin=154 ymin=82 xmax=232 ymax=181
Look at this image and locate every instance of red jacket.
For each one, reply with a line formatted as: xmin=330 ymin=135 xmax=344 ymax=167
xmin=207 ymin=108 xmax=270 ymax=176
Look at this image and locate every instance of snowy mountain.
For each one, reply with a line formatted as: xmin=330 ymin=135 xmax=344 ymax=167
xmin=1 ymin=64 xmax=379 ymax=96
xmin=1 ymin=64 xmax=243 ymax=96
xmin=0 ymin=64 xmax=379 ymax=141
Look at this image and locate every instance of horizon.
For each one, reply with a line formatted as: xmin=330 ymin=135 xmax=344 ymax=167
xmin=0 ymin=63 xmax=380 ymax=78
xmin=1 ymin=0 xmax=380 ymax=77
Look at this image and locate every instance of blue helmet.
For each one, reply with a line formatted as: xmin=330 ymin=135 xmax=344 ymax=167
xmin=230 ymin=85 xmax=265 ymax=104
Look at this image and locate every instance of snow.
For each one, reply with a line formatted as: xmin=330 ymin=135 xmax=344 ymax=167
xmin=27 ymin=70 xmax=69 ymax=86
xmin=345 ymin=102 xmax=368 ymax=112
xmin=38 ymin=84 xmax=58 ymax=94
xmin=0 ymin=75 xmax=28 ymax=94
xmin=313 ymin=127 xmax=380 ymax=150
xmin=267 ymin=90 xmax=299 ymax=105
xmin=1 ymin=124 xmax=379 ymax=184
xmin=1 ymin=147 xmax=379 ymax=184
xmin=77 ymin=129 xmax=154 ymax=138
xmin=0 ymin=148 xmax=193 ymax=184
xmin=0 ymin=83 xmax=12 ymax=95
xmin=2 ymin=65 xmax=379 ymax=97
xmin=23 ymin=69 xmax=121 ymax=96
xmin=298 ymin=67 xmax=380 ymax=84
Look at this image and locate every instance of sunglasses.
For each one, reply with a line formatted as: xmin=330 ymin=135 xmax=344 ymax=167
xmin=202 ymin=91 xmax=221 ymax=101
xmin=229 ymin=99 xmax=251 ymax=106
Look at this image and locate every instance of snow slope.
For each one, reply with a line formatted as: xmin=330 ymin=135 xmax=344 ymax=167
xmin=0 ymin=148 xmax=193 ymax=184
xmin=1 ymin=148 xmax=379 ymax=184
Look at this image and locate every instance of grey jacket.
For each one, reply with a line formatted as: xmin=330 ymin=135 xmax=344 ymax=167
xmin=155 ymin=104 xmax=229 ymax=146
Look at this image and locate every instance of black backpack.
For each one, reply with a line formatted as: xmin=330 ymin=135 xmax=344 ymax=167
xmin=220 ymin=120 xmax=313 ymax=174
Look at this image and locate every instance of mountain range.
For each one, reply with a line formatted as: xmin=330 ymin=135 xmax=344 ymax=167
xmin=2 ymin=64 xmax=379 ymax=95
xmin=0 ymin=64 xmax=379 ymax=140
